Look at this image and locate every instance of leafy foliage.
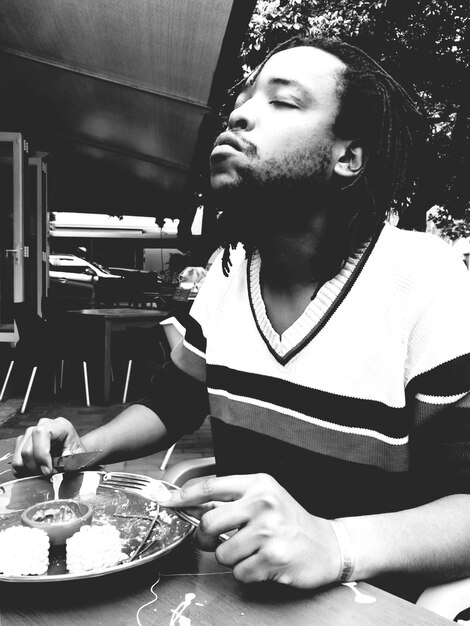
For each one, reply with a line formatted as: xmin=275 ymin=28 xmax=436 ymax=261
xmin=236 ymin=0 xmax=469 ymax=234
xmin=429 ymin=207 xmax=470 ymax=242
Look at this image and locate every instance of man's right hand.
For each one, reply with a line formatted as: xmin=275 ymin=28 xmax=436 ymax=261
xmin=12 ymin=417 xmax=86 ymax=477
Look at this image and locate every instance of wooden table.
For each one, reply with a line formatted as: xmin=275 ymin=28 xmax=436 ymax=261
xmin=67 ymin=308 xmax=168 ymax=404
xmin=0 ymin=438 xmax=452 ymax=626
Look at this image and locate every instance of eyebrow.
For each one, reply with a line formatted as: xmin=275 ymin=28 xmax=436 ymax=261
xmin=235 ymin=75 xmax=313 ymax=104
xmin=266 ymin=77 xmax=312 ymax=100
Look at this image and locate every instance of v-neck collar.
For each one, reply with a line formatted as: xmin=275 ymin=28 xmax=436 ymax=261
xmin=247 ymin=228 xmax=382 ymax=365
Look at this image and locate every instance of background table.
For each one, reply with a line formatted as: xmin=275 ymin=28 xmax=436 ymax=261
xmin=66 ymin=308 xmax=168 ymax=404
xmin=0 ymin=438 xmax=452 ymax=626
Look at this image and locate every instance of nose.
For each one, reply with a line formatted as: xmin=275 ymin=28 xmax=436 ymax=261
xmin=227 ymin=100 xmax=255 ymax=131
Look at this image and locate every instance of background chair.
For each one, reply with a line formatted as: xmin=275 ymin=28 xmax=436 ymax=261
xmin=0 ymin=302 xmax=54 ymax=413
xmin=51 ymin=316 xmax=92 ymax=407
xmin=416 ymin=577 xmax=470 ymax=621
xmin=162 ymin=456 xmax=216 ymax=487
xmin=116 ymin=323 xmax=170 ymax=404
xmin=42 ymin=297 xmax=95 ymax=406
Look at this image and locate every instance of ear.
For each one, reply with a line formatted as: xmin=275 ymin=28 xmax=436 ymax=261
xmin=333 ymin=140 xmax=364 ymax=180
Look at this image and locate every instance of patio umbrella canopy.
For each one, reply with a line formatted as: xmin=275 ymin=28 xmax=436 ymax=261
xmin=0 ymin=0 xmax=256 ymax=220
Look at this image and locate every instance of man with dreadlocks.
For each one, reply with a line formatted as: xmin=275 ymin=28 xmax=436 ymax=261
xmin=13 ymin=37 xmax=470 ymax=600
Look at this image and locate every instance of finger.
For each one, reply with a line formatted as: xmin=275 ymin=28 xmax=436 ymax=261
xmin=32 ymin=417 xmax=83 ymax=474
xmin=214 ymin=526 xmax=260 ymax=567
xmin=232 ymin=553 xmax=270 ymax=584
xmin=195 ymin=501 xmax=250 ymax=551
xmin=11 ymin=433 xmax=29 ymax=475
xmin=232 ymin=552 xmax=284 ymax=585
xmin=233 ymin=539 xmax=299 ymax=586
xmin=11 ymin=418 xmax=77 ymax=477
xmin=12 ymin=432 xmax=28 ymax=462
xmin=11 ymin=428 xmax=37 ymax=475
xmin=181 ymin=501 xmax=223 ymax=520
xmin=36 ymin=416 xmax=75 ymax=447
xmin=156 ymin=475 xmax=255 ymax=508
xmin=31 ymin=427 xmax=55 ymax=475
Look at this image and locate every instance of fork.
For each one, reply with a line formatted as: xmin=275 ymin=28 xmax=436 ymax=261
xmin=101 ymin=472 xmax=229 ymax=541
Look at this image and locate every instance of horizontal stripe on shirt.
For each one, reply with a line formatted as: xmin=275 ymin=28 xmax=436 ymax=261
xmin=208 ymin=387 xmax=409 ymax=472
xmin=207 ymin=364 xmax=409 ymax=438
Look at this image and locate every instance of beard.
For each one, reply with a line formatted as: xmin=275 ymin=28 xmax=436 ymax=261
xmin=212 ymin=139 xmax=336 ymax=251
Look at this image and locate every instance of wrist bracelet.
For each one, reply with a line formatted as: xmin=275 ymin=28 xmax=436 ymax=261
xmin=330 ymin=519 xmax=355 ymax=582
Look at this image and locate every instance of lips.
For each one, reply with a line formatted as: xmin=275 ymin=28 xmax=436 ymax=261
xmin=213 ymin=132 xmax=243 ymax=152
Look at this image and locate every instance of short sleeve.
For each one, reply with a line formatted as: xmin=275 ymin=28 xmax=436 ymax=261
xmin=406 ymin=243 xmax=470 ymax=499
xmin=138 ymin=359 xmax=209 ymax=441
xmin=406 ymin=239 xmax=470 ymax=393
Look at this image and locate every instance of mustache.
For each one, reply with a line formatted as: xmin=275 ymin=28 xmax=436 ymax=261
xmin=213 ymin=131 xmax=258 ymax=157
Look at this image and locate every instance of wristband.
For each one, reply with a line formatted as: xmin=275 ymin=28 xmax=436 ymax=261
xmin=330 ymin=519 xmax=355 ymax=582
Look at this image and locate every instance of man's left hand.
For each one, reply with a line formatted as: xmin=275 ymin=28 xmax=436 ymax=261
xmin=157 ymin=473 xmax=340 ymax=588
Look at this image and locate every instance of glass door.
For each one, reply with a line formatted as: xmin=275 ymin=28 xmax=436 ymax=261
xmin=0 ymin=133 xmax=26 ymax=342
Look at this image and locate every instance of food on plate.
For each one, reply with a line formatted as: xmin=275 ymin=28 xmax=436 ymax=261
xmin=31 ymin=501 xmax=83 ymax=524
xmin=0 ymin=526 xmax=50 ymax=576
xmin=66 ymin=524 xmax=128 ymax=573
xmin=21 ymin=499 xmax=93 ymax=545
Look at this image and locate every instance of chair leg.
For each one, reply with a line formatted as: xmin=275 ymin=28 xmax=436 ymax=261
xmin=160 ymin=443 xmax=176 ymax=471
xmin=53 ymin=360 xmax=61 ymax=395
xmin=82 ymin=362 xmax=91 ymax=407
xmin=158 ymin=341 xmax=168 ymax=362
xmin=0 ymin=360 xmax=14 ymax=401
xmin=59 ymin=359 xmax=65 ymax=389
xmin=21 ymin=366 xmax=38 ymax=414
xmin=122 ymin=360 xmax=132 ymax=404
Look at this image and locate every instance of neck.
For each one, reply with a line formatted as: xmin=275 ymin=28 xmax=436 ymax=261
xmin=258 ymin=208 xmax=336 ymax=295
xmin=216 ymin=184 xmax=350 ymax=292
xmin=256 ymin=212 xmax=336 ymax=336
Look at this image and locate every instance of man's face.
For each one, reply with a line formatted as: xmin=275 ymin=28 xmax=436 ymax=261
xmin=210 ymin=46 xmax=345 ymax=196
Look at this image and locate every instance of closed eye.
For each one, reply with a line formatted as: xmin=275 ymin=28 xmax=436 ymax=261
xmin=270 ymin=99 xmax=299 ymax=109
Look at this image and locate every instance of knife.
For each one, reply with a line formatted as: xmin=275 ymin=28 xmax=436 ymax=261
xmin=52 ymin=450 xmax=103 ymax=472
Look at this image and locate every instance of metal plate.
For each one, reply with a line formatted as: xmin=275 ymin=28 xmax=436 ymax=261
xmin=0 ymin=471 xmax=193 ymax=582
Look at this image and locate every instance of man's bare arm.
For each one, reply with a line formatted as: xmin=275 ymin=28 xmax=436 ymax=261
xmin=342 ymin=494 xmax=470 ymax=584
xmin=81 ymin=404 xmax=171 ymax=464
xmin=12 ymin=404 xmax=171 ymax=475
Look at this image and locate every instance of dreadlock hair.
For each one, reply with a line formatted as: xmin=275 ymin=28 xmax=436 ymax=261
xmin=219 ymin=35 xmax=429 ymax=277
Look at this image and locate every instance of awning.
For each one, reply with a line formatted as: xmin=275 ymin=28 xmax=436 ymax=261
xmin=0 ymin=0 xmax=256 ymax=219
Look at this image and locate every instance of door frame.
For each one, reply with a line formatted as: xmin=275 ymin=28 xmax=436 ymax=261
xmin=0 ymin=132 xmax=26 ymax=342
